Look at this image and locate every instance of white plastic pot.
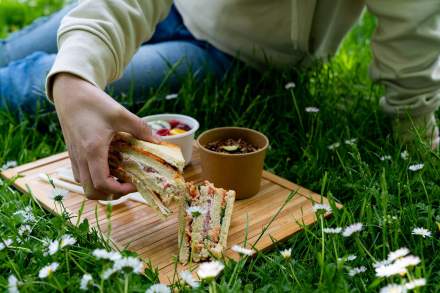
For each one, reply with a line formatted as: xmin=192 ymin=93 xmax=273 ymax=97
xmin=142 ymin=113 xmax=199 ymax=166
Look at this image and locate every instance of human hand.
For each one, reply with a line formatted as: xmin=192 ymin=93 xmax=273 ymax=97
xmin=52 ymin=73 xmax=159 ymax=199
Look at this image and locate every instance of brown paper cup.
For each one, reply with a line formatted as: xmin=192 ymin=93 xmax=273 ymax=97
xmin=197 ymin=127 xmax=269 ymax=199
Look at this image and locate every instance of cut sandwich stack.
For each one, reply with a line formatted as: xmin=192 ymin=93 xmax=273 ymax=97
xmin=178 ymin=181 xmax=235 ymax=263
xmin=109 ymin=132 xmax=187 ymax=218
xmin=109 ymin=133 xmax=236 ymax=262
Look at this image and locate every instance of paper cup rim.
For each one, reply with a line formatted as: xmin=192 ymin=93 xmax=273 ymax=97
xmin=197 ymin=127 xmax=269 ymax=157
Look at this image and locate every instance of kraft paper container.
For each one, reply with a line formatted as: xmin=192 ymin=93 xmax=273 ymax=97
xmin=197 ymin=127 xmax=269 ymax=199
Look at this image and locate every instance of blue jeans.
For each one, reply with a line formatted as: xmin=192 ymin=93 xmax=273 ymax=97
xmin=0 ymin=3 xmax=233 ymax=113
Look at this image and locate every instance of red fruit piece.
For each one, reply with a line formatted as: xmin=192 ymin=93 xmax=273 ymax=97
xmin=176 ymin=123 xmax=191 ymax=131
xmin=156 ymin=129 xmax=170 ymax=136
xmin=169 ymin=119 xmax=180 ymax=128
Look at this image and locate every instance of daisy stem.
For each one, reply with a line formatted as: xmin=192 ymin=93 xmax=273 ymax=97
xmin=319 ymin=215 xmax=325 ymax=285
xmin=355 ymin=237 xmax=376 ymax=261
xmin=67 ymin=253 xmax=87 ymax=274
xmin=123 ymin=274 xmax=129 ymax=293
xmin=52 ymin=275 xmax=63 ymax=292
xmin=288 ymin=262 xmax=302 ymax=288
xmin=65 ymin=251 xmax=70 ymax=277
xmin=208 ymin=281 xmax=217 ymax=293
xmin=99 ymin=278 xmax=105 ymax=293
xmin=227 ymin=259 xmax=242 ymax=287
xmin=6 ymin=255 xmax=20 ymax=277
xmin=8 ymin=246 xmax=32 ymax=253
xmin=30 ymin=281 xmax=62 ymax=291
xmin=290 ymin=91 xmax=304 ymax=132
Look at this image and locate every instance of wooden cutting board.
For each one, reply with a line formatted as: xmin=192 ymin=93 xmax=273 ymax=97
xmin=1 ymin=146 xmax=340 ymax=283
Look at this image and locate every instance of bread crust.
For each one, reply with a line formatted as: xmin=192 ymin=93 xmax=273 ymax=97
xmin=113 ymin=132 xmax=184 ymax=172
xmin=178 ymin=182 xmax=235 ymax=263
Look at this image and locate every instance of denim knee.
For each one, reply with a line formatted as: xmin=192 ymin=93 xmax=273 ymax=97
xmin=0 ymin=51 xmax=55 ymax=113
xmin=0 ymin=40 xmax=9 ymax=67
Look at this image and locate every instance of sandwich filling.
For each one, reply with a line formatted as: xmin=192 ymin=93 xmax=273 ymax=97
xmin=110 ymin=151 xmax=186 ymax=205
xmin=109 ymin=134 xmax=186 ymax=218
xmin=179 ymin=181 xmax=235 ymax=263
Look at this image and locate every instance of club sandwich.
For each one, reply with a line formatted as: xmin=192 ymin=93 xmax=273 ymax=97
xmin=178 ymin=181 xmax=235 ymax=263
xmin=109 ymin=132 xmax=186 ymax=218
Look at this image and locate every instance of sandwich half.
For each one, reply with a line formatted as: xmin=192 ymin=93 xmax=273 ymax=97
xmin=109 ymin=132 xmax=186 ymax=218
xmin=178 ymin=181 xmax=235 ymax=263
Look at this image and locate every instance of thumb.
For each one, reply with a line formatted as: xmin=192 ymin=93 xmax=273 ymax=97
xmin=117 ymin=111 xmax=161 ymax=143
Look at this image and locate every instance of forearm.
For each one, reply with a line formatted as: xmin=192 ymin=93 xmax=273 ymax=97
xmin=46 ymin=0 xmax=173 ymax=99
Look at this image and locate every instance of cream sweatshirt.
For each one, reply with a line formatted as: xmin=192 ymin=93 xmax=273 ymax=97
xmin=47 ymin=0 xmax=440 ymax=117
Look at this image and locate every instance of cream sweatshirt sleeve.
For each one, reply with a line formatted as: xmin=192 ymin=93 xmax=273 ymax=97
xmin=366 ymin=0 xmax=440 ymax=117
xmin=46 ymin=0 xmax=172 ymax=99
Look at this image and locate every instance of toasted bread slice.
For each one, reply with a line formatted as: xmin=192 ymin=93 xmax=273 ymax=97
xmin=109 ymin=132 xmax=186 ymax=218
xmin=113 ymin=132 xmax=184 ymax=172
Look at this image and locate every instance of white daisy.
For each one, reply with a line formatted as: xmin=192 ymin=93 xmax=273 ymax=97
xmin=380 ymin=155 xmax=392 ymax=161
xmin=342 ymin=223 xmax=363 ymax=237
xmin=50 ymin=188 xmax=69 ymax=201
xmin=18 ymin=224 xmax=32 ymax=236
xmin=327 ymin=142 xmax=341 ymax=150
xmin=376 ymin=248 xmax=421 ymax=278
xmin=373 ymin=260 xmax=391 ymax=268
xmin=186 ymin=206 xmax=206 ymax=217
xmin=344 ymin=138 xmax=357 ymax=146
xmin=379 ymin=284 xmax=406 ymax=293
xmin=1 ymin=160 xmax=17 ymax=170
xmin=323 ymin=227 xmax=343 ymax=234
xmin=388 ymin=247 xmax=410 ymax=262
xmin=280 ymin=248 xmax=292 ymax=259
xmin=411 ymin=227 xmax=432 ymax=238
xmin=312 ymin=203 xmax=332 ymax=213
xmin=60 ymin=234 xmax=76 ymax=248
xmin=14 ymin=207 xmax=35 ymax=223
xmin=165 ymin=93 xmax=178 ymax=100
xmin=408 ymin=163 xmax=424 ymax=172
xmin=305 ymin=107 xmax=320 ymax=113
xmin=405 ymin=278 xmax=426 ymax=290
xmin=375 ymin=263 xmax=407 ymax=277
xmin=197 ymin=261 xmax=225 ymax=280
xmin=38 ymin=262 xmax=59 ymax=279
xmin=179 ymin=270 xmax=200 ymax=288
xmin=400 ymin=150 xmax=409 ymax=160
xmin=92 ymin=249 xmax=122 ymax=261
xmin=0 ymin=238 xmax=13 ymax=250
xmin=145 ymin=284 xmax=171 ymax=293
xmin=285 ymin=82 xmax=296 ymax=90
xmin=394 ymin=255 xmax=420 ymax=269
xmin=339 ymin=254 xmax=357 ymax=262
xmin=347 ymin=254 xmax=357 ymax=261
xmin=113 ymin=256 xmax=143 ymax=274
xmin=46 ymin=240 xmax=60 ymax=256
xmin=102 ymin=268 xmax=116 ymax=280
xmin=232 ymin=245 xmax=255 ymax=256
xmin=80 ymin=273 xmax=93 ymax=290
xmin=348 ymin=266 xmax=366 ymax=277
xmin=8 ymin=274 xmax=19 ymax=293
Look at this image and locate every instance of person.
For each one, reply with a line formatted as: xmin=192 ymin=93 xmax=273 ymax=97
xmin=2 ymin=1 xmax=440 ymax=200
xmin=0 ymin=2 xmax=233 ymax=113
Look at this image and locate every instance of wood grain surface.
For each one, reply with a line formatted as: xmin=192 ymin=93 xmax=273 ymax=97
xmin=1 ymin=146 xmax=340 ymax=283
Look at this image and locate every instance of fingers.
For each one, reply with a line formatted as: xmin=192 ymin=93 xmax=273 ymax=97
xmin=86 ymin=140 xmax=136 ymax=196
xmin=77 ymin=157 xmax=106 ymax=200
xmin=116 ymin=110 xmax=160 ymax=143
xmin=68 ymin=145 xmax=80 ymax=183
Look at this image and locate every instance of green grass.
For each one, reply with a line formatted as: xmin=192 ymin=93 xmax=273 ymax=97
xmin=1 ymin=1 xmax=439 ymax=292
